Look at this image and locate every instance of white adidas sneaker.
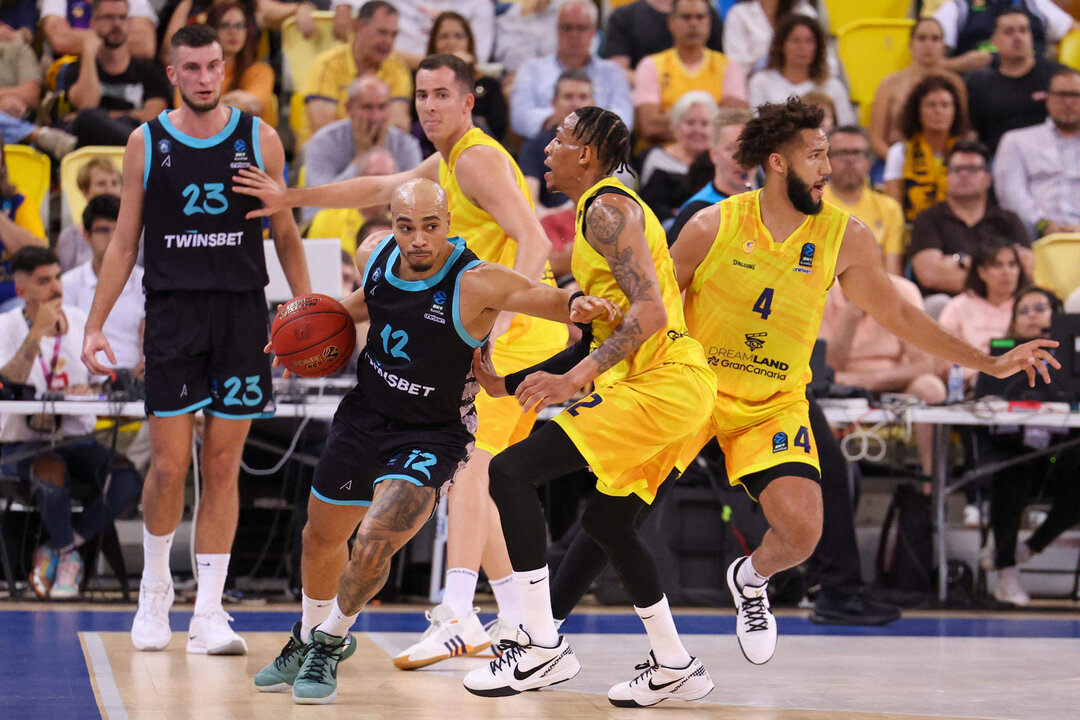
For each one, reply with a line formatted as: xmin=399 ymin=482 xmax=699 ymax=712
xmin=393 ymin=603 xmax=492 ymax=669
xmin=477 ymin=615 xmax=517 ymax=657
xmin=607 ymin=652 xmax=714 ymax=707
xmin=131 ymin=579 xmax=174 ymax=651
xmin=463 ymin=627 xmax=580 ymax=697
xmin=726 ymin=556 xmax=777 ymax=665
xmin=187 ymin=608 xmax=248 ymax=655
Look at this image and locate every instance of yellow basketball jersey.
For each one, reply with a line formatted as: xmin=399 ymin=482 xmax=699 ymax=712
xmin=572 ymin=177 xmax=708 ymax=386
xmin=654 ymin=48 xmax=731 ymax=112
xmin=684 ymin=190 xmax=848 ymax=403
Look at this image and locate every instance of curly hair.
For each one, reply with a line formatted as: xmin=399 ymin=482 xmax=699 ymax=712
xmin=733 ymin=97 xmax=824 ymax=169
xmin=572 ymin=106 xmax=631 ymax=175
xmin=898 ymin=74 xmax=967 ymax=139
xmin=766 ymin=14 xmax=829 ymax=85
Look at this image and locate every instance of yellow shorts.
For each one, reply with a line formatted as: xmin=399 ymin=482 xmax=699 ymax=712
xmin=473 ymin=313 xmax=568 ymax=456
xmin=553 ymin=361 xmax=715 ymax=504
xmin=687 ymin=389 xmax=820 ymax=501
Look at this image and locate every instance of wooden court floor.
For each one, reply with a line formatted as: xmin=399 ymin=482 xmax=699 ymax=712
xmin=5 ymin=603 xmax=1080 ymax=720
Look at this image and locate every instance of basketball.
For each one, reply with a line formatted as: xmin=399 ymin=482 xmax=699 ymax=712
xmin=271 ymin=294 xmax=356 ymax=378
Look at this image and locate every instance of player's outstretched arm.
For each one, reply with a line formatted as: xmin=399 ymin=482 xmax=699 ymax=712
xmin=231 ymin=153 xmax=441 ymax=219
xmin=83 ymin=128 xmax=146 ymax=375
xmin=260 ymin=122 xmax=312 ymax=298
xmin=836 ymin=217 xmax=1059 ymax=387
xmin=669 ymin=204 xmax=722 ymax=292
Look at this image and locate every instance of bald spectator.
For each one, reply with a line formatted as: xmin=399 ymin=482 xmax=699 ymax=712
xmin=510 ymin=0 xmax=632 ymax=138
xmin=42 ymin=0 xmax=158 ymax=60
xmin=302 ymin=76 xmax=422 ymax=222
xmin=602 ymin=0 xmax=724 ymax=73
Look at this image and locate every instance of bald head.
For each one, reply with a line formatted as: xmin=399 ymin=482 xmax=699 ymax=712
xmin=391 ymin=178 xmax=448 ymax=219
xmin=391 ymin=179 xmax=452 ymax=273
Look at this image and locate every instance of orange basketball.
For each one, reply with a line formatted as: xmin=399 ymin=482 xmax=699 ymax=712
xmin=270 ymin=294 xmax=356 ymax=378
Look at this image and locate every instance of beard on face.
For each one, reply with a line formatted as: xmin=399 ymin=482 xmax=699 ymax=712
xmin=786 ymin=169 xmax=823 ymax=215
xmin=179 ymin=87 xmax=221 ymax=114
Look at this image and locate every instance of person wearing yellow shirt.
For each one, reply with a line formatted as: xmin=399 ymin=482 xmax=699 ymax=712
xmin=0 ymin=137 xmax=47 ymax=312
xmin=302 ymin=1 xmax=412 ymax=141
xmin=821 ymin=125 xmax=905 ymax=275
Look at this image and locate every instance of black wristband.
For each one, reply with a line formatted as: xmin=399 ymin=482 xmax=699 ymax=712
xmin=567 ymin=290 xmax=585 ymax=314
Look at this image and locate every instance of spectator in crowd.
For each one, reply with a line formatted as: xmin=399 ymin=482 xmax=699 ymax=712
xmin=632 ymin=0 xmax=746 ymax=148
xmin=1067 ymin=286 xmax=1080 ymax=313
xmin=493 ymin=0 xmax=559 ymax=79
xmin=55 ymin=154 xmax=122 ymax=272
xmin=994 ymin=66 xmax=1080 ymax=238
xmin=62 ymin=194 xmax=144 ymax=370
xmin=977 ymin=286 xmax=1080 ymax=606
xmin=303 ymin=0 xmax=412 ymax=137
xmin=937 ymin=238 xmax=1026 ymax=385
xmin=162 ymin=0 xmax=318 ymax=64
xmin=965 ymin=10 xmax=1066 ymax=154
xmin=666 ymin=107 xmax=753 ymax=244
xmin=0 ymin=0 xmax=37 ymax=44
xmin=910 ymin=140 xmax=1032 ymax=309
xmin=870 ymin=18 xmax=968 ymax=161
xmin=43 ymin=0 xmax=158 ymax=60
xmin=747 ymin=14 xmax=856 ymax=126
xmin=0 ymin=135 xmax=47 ymax=313
xmin=602 ymin=0 xmax=724 ymax=73
xmin=639 ymin=90 xmax=719 ymax=221
xmin=307 ymin=148 xmax=398 ymax=255
xmin=510 ymin=0 xmax=632 ymax=138
xmin=423 ymin=11 xmax=507 ymax=143
xmin=934 ymin=0 xmax=1076 ymax=72
xmin=721 ymin=0 xmax=820 ymax=76
xmin=204 ymin=1 xmax=277 ymax=124
xmin=304 ymin=75 xmax=422 ymax=222
xmin=800 ymin=89 xmax=836 ymax=133
xmin=820 ymin=279 xmax=946 ymax=475
xmin=58 ymin=0 xmax=171 ymax=147
xmin=822 ymin=126 xmax=906 ymax=275
xmin=0 ymin=246 xmax=143 ymax=600
xmin=0 ymin=33 xmax=78 ymax=160
xmin=883 ymin=74 xmax=966 ymax=223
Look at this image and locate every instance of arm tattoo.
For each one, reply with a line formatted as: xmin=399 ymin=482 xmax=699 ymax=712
xmin=337 ymin=479 xmax=436 ymax=614
xmin=590 ymin=316 xmax=644 ymax=375
xmin=0 ymin=334 xmax=41 ymax=383
xmin=586 ymin=202 xmax=626 ymax=245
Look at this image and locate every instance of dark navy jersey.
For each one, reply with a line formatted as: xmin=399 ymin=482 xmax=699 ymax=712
xmin=358 ymin=234 xmax=486 ymax=432
xmin=140 ymin=107 xmax=268 ymax=293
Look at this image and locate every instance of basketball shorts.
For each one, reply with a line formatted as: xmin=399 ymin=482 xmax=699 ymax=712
xmin=473 ymin=312 xmax=568 ymax=456
xmin=687 ymin=388 xmax=821 ymax=501
xmin=311 ymin=385 xmax=472 ymax=506
xmin=143 ymin=289 xmax=273 ymax=419
xmin=553 ymin=361 xmax=715 ymax=504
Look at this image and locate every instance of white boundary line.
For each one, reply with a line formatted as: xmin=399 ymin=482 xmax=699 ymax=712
xmin=83 ymin=632 xmax=130 ymax=720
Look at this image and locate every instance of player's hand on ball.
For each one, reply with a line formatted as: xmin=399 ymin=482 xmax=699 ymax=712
xmin=569 ymin=294 xmax=621 ymax=324
xmin=471 ymin=345 xmax=507 ymax=397
xmin=232 ymin=167 xmax=285 ymax=219
xmin=989 ymin=338 xmax=1060 ymax=386
xmin=263 ymin=340 xmax=293 ymax=379
xmin=515 ymin=371 xmax=579 ymax=413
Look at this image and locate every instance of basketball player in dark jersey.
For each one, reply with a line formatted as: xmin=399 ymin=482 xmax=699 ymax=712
xmin=249 ymin=178 xmax=616 ymax=705
xmin=81 ymin=25 xmax=310 ymax=656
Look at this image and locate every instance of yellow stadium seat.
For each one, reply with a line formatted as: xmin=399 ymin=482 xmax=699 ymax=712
xmin=1032 ymin=233 xmax=1080 ymax=302
xmin=836 ymin=19 xmax=914 ymax=127
xmin=59 ymin=146 xmax=125 ymax=230
xmin=1060 ymin=29 xmax=1080 ymax=72
xmin=309 ymin=207 xmax=363 ymax=258
xmin=4 ymin=144 xmax=51 ymax=224
xmin=822 ymin=0 xmax=913 ymax=32
xmin=281 ymin=11 xmax=342 ymax=147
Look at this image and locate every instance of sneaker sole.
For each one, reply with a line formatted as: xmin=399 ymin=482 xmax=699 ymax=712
xmin=131 ymin=633 xmax=171 ymax=651
xmin=255 ymin=681 xmax=292 ymax=693
xmin=609 ymin=682 xmax=716 ymax=708
xmin=186 ymin=637 xmax=248 ymax=655
xmin=464 ymin=657 xmax=581 ymax=697
xmin=294 ymin=690 xmax=337 ymax=705
xmin=393 ymin=640 xmax=492 ymax=670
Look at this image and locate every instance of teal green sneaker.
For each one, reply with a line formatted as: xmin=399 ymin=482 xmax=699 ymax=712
xmin=292 ymin=630 xmax=351 ymax=704
xmin=256 ymin=622 xmax=358 ymax=693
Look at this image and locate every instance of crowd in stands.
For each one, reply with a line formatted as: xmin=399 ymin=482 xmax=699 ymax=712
xmin=2 ymin=0 xmax=1080 ymax=606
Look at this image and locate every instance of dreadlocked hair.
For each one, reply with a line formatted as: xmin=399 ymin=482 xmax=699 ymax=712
xmin=734 ymin=97 xmax=824 ymax=170
xmin=572 ymin=106 xmax=631 ymax=176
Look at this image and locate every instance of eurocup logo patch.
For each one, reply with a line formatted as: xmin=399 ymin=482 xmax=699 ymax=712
xmin=799 ymin=242 xmax=815 ymax=268
xmin=772 ymin=432 xmax=788 ymax=453
xmin=433 ymin=290 xmax=447 ymax=308
xmin=158 ymin=139 xmax=171 ymax=154
xmin=234 ymin=139 xmax=247 ymax=152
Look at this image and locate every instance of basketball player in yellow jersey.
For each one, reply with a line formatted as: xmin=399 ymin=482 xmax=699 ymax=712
xmin=463 ymin=107 xmax=717 ymax=708
xmin=670 ymin=98 xmax=1060 ymax=666
xmin=233 ymin=54 xmax=567 ymax=666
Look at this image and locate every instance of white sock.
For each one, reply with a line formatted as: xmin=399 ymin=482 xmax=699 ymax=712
xmin=442 ymin=567 xmax=478 ymax=618
xmin=193 ymin=553 xmax=229 ymax=616
xmin=635 ymin=595 xmax=691 ymax=669
xmin=301 ymin=591 xmax=335 ymax=643
xmin=514 ymin=566 xmax=558 ymax=647
xmin=489 ymin=574 xmax=522 ymax=627
xmin=317 ymin=598 xmax=361 ymax=639
xmin=141 ymin=526 xmax=174 ymax=585
xmin=737 ymin=554 xmax=769 ymax=589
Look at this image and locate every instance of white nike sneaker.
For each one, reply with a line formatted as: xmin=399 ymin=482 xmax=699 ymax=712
xmin=131 ymin=579 xmax=174 ymax=651
xmin=607 ymin=652 xmax=714 ymax=708
xmin=726 ymin=556 xmax=776 ymax=665
xmin=463 ymin=627 xmax=580 ymax=697
xmin=393 ymin=603 xmax=492 ymax=669
xmin=478 ymin=615 xmax=517 ymax=657
xmin=187 ymin=608 xmax=248 ymax=655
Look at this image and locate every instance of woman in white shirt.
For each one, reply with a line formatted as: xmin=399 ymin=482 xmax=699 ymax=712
xmin=638 ymin=91 xmax=719 ymax=221
xmin=722 ymin=0 xmax=819 ymax=77
xmin=747 ymin=14 xmax=856 ymax=125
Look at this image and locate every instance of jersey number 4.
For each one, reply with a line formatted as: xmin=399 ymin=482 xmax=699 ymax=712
xmin=182 ymin=183 xmax=229 ymax=216
xmin=753 ymin=288 xmax=774 ymax=320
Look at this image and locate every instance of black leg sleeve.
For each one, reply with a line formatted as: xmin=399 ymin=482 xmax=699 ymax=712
xmin=579 ymin=490 xmax=664 ymax=608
